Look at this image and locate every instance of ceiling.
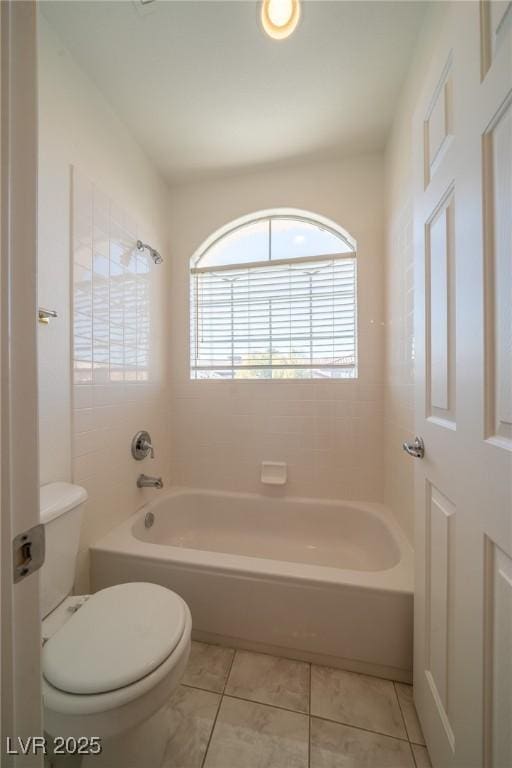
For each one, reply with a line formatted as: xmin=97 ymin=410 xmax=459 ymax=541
xmin=41 ymin=1 xmax=426 ymax=185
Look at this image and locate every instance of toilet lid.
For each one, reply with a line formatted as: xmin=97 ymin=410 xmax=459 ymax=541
xmin=42 ymin=583 xmax=186 ymax=695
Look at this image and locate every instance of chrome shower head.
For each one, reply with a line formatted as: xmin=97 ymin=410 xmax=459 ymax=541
xmin=136 ymin=239 xmax=163 ymax=264
xmin=150 ymin=248 xmax=163 ymax=264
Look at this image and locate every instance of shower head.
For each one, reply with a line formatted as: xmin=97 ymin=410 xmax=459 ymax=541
xmin=136 ymin=239 xmax=163 ymax=264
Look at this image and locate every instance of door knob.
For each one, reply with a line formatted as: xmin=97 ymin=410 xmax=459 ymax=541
xmin=403 ymin=436 xmax=425 ymax=459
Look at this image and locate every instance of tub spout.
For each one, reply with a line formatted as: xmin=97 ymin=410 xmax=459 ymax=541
xmin=137 ymin=474 xmax=163 ymax=489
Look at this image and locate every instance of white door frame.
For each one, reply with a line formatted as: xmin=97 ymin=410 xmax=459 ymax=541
xmin=1 ymin=1 xmax=43 ymax=765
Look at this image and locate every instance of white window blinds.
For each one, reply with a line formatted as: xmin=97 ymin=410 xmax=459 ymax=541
xmin=190 ymin=252 xmax=357 ymax=380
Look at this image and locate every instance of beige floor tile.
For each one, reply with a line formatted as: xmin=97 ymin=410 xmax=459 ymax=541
xmin=182 ymin=641 xmax=235 ymax=693
xmin=311 ymin=666 xmax=407 ymax=739
xmin=203 ymin=695 xmax=309 ymax=768
xmin=161 ymin=685 xmax=220 ymax=768
xmin=225 ymin=650 xmax=310 ymax=713
xmin=310 ymin=717 xmax=415 ymax=768
xmin=412 ymin=744 xmax=432 ymax=768
xmin=395 ymin=684 xmax=426 ymax=745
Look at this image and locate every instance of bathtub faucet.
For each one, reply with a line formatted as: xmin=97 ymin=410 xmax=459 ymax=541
xmin=137 ymin=474 xmax=163 ymax=489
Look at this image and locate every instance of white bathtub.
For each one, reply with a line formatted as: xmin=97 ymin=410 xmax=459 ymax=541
xmin=90 ymin=488 xmax=414 ymax=682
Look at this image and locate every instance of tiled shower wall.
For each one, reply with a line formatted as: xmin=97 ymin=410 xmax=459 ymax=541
xmin=71 ymin=170 xmax=170 ymax=591
xmin=170 ymin=379 xmax=384 ymax=500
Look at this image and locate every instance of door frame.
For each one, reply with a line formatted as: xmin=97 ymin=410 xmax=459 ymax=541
xmin=1 ymin=1 xmax=43 ymax=764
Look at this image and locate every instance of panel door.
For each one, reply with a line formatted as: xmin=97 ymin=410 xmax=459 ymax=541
xmin=412 ymin=3 xmax=512 ymax=767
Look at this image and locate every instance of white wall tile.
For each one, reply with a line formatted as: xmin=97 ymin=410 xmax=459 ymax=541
xmin=70 ymin=171 xmax=171 ymax=589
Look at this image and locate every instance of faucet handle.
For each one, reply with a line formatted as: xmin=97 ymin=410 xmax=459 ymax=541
xmin=142 ymin=439 xmax=154 ymax=459
xmin=131 ymin=430 xmax=155 ymax=460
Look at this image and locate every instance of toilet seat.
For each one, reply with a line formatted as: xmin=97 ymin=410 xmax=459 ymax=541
xmin=43 ymin=586 xmax=192 ymax=740
xmin=43 ymin=582 xmax=186 ymax=695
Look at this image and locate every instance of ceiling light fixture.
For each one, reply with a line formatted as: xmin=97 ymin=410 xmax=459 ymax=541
xmin=261 ymin=0 xmax=301 ymax=40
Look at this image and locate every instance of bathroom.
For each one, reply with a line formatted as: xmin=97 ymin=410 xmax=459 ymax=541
xmin=1 ymin=0 xmax=511 ymax=766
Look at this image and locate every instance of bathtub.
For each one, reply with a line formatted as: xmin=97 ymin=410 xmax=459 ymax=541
xmin=90 ymin=488 xmax=414 ymax=682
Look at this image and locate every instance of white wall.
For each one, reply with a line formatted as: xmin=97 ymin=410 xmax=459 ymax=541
xmin=167 ymin=156 xmax=386 ymax=500
xmin=383 ymin=3 xmax=449 ymax=543
xmin=37 ymin=15 xmax=171 ymax=590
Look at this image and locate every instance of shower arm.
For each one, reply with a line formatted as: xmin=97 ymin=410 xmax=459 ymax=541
xmin=136 ymin=239 xmax=163 ymax=264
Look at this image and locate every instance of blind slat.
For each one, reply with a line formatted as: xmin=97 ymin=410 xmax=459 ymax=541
xmin=191 ymin=254 xmax=357 ymax=379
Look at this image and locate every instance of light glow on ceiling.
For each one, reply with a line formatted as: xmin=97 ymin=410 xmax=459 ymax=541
xmin=261 ymin=0 xmax=301 ymax=40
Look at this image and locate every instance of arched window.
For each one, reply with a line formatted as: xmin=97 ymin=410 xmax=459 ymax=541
xmin=190 ymin=210 xmax=357 ymax=380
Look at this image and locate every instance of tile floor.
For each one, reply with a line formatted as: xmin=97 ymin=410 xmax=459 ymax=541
xmin=161 ymin=642 xmax=432 ymax=768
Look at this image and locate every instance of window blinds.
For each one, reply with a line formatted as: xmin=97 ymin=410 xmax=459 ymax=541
xmin=190 ymin=253 xmax=357 ymax=379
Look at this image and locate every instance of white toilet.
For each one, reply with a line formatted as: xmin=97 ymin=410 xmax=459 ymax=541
xmin=40 ymin=482 xmax=192 ymax=767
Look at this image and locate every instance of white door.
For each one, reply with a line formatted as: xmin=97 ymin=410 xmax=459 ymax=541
xmin=412 ymin=2 xmax=512 ymax=768
xmin=1 ymin=1 xmax=43 ymax=765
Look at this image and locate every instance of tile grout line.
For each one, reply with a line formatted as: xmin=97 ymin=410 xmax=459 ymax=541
xmin=393 ymin=683 xmax=430 ymax=765
xmin=199 ymin=649 xmax=237 ymax=768
xmin=410 ymin=741 xmax=419 ymax=768
xmin=199 ymin=693 xmax=222 ymax=768
xmin=222 ymin=648 xmax=237 ymax=695
xmin=308 ymin=713 xmax=412 ymax=745
xmin=182 ymin=681 xmax=226 ymax=695
xmin=308 ymin=662 xmax=312 ymax=768
xmin=393 ymin=681 xmax=428 ymax=747
xmin=221 ymin=691 xmax=310 ymax=718
xmin=183 ymin=679 xmax=413 ymax=747
xmin=393 ymin=680 xmax=412 ymax=742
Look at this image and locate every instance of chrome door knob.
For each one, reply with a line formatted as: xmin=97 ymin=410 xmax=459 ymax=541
xmin=403 ymin=436 xmax=425 ymax=459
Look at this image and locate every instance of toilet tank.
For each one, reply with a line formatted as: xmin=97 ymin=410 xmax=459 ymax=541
xmin=40 ymin=482 xmax=88 ymax=619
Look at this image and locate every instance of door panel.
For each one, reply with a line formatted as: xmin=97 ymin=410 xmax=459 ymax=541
xmin=481 ymin=0 xmax=512 ymax=75
xmin=484 ymin=539 xmax=512 ymax=768
xmin=426 ymin=189 xmax=456 ymax=425
xmin=483 ymin=95 xmax=512 ymax=447
xmin=425 ymin=483 xmax=456 ymax=750
xmin=424 ymin=54 xmax=454 ymax=186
